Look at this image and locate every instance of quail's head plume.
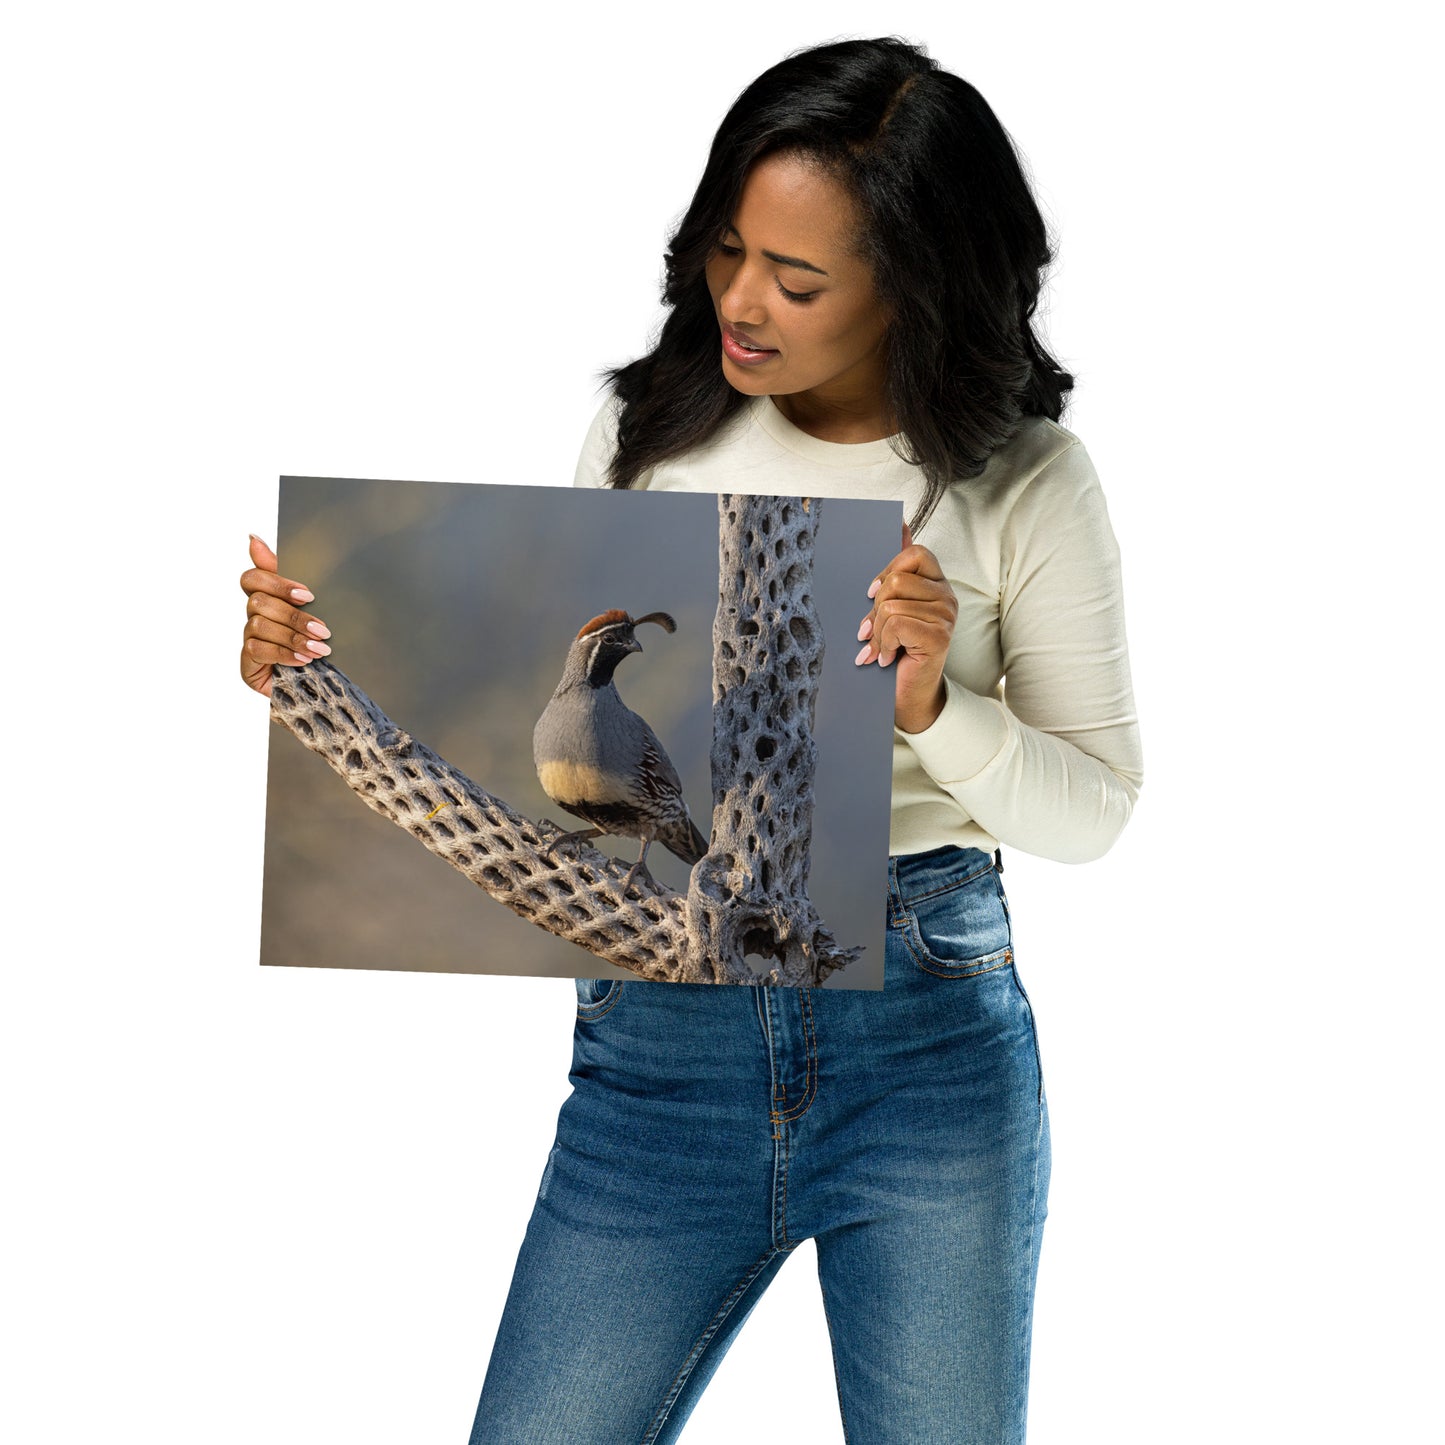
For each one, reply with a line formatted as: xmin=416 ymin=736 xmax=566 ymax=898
xmin=533 ymin=609 xmax=708 ymax=894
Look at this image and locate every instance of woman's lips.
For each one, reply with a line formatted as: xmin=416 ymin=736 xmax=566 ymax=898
xmin=721 ymin=324 xmax=779 ymax=366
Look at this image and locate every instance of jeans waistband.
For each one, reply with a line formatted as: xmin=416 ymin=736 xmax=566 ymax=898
xmin=888 ymin=845 xmax=998 ymax=908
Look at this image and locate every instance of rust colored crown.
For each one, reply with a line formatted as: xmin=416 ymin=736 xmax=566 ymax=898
xmin=575 ymin=610 xmax=676 ymax=639
xmin=576 ymin=609 xmax=632 ymax=639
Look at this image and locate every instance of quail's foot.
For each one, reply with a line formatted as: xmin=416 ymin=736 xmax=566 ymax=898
xmin=620 ymin=842 xmax=660 ymax=896
xmin=545 ymin=824 xmax=604 ymax=858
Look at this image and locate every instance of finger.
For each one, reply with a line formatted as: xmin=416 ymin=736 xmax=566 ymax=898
xmin=902 ymin=520 xmax=914 ymax=551
xmin=869 ymin=611 xmax=953 ymax=667
xmin=241 ymin=632 xmax=322 ymax=671
xmin=889 ymin=542 xmax=944 ymax=577
xmin=849 ymin=604 xmax=930 ymax=656
xmin=873 ymin=596 xmax=956 ymax=630
xmin=870 ymin=569 xmax=955 ymax=604
xmin=868 ymin=543 xmax=945 ymax=595
xmin=246 ymin=590 xmax=331 ymax=640
xmin=240 ymin=651 xmax=276 ymax=698
xmin=243 ymin=532 xmax=316 ymax=602
xmin=858 ymin=585 xmax=955 ymax=645
xmin=240 ymin=563 xmax=316 ymax=605
xmin=245 ymin=611 xmax=333 ymax=659
xmin=856 ymin=598 xmax=951 ymax=643
xmin=877 ymin=607 xmax=947 ymax=647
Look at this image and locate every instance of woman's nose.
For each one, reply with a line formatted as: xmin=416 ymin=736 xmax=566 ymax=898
xmin=719 ymin=264 xmax=768 ymax=327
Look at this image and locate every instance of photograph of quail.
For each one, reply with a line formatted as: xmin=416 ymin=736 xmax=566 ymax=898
xmin=533 ymin=609 xmax=709 ymax=894
xmin=261 ymin=477 xmax=895 ymax=985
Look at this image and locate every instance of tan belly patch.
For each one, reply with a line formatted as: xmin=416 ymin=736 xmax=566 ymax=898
xmin=537 ymin=758 xmax=625 ymax=805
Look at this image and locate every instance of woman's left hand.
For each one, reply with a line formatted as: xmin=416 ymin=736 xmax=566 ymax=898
xmin=856 ymin=522 xmax=958 ymax=734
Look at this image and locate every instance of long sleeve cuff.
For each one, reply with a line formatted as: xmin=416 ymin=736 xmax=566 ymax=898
xmin=898 ymin=675 xmax=1010 ymax=785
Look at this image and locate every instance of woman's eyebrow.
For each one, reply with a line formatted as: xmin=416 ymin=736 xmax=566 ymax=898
xmin=723 ymin=225 xmax=829 ymax=276
xmin=764 ymin=249 xmax=828 ymax=276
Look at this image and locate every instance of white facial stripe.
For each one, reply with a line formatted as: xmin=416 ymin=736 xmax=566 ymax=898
xmin=583 ymin=623 xmax=631 ymax=675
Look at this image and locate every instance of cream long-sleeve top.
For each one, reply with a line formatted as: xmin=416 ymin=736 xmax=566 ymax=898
xmin=573 ymin=393 xmax=1143 ymax=864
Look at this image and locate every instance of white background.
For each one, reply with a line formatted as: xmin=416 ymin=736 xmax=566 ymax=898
xmin=5 ymin=2 xmax=1439 ymax=1440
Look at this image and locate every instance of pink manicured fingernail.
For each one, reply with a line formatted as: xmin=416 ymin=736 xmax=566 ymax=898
xmin=293 ymin=652 xmax=312 ymax=663
xmin=854 ymin=644 xmax=873 ymax=665
xmin=856 ymin=618 xmax=873 ymax=642
xmin=306 ymin=621 xmax=331 ymax=638
xmin=305 ymin=640 xmax=331 ymax=656
xmin=867 ymin=578 xmax=881 ymax=598
xmin=290 ymin=587 xmax=315 ymax=603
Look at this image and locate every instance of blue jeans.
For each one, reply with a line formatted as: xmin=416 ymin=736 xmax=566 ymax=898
xmin=469 ymin=846 xmax=1050 ymax=1443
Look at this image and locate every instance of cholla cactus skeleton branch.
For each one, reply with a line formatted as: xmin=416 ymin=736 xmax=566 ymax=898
xmin=268 ymin=492 xmax=861 ymax=985
xmin=686 ymin=495 xmax=860 ymax=983
xmin=269 ymin=663 xmax=696 ymax=980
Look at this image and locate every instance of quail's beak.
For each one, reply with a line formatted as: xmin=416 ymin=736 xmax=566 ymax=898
xmin=626 ymin=634 xmax=644 ymax=654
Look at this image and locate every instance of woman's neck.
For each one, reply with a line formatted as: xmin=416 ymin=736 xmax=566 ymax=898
xmin=769 ymin=389 xmax=897 ymax=445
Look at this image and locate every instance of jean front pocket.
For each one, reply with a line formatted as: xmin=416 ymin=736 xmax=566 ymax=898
xmin=575 ymin=975 xmax=626 ymax=1021
xmin=900 ymin=862 xmax=1014 ymax=979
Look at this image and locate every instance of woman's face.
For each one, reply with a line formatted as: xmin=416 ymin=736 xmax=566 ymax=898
xmin=704 ymin=152 xmax=891 ymax=420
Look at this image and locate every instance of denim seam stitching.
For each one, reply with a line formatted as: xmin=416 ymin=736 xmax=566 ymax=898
xmin=763 ymin=996 xmax=813 ymax=1249
xmin=575 ymin=981 xmax=625 ymax=1021
xmin=762 ymin=989 xmax=785 ymax=1245
xmin=640 ymin=1246 xmax=786 ymax=1445
xmin=815 ymin=1266 xmax=853 ymax=1445
xmin=1012 ymin=968 xmax=1045 ymax=1110
xmin=1016 ymin=1078 xmax=1047 ymax=1441
xmin=897 ymin=859 xmax=996 ymax=906
xmin=900 ymin=920 xmax=1014 ymax=979
xmin=775 ymin=1114 xmax=793 ymax=1248
xmin=771 ymin=989 xmax=818 ymax=1123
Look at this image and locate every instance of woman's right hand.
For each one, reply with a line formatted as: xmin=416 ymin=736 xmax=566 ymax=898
xmin=239 ymin=535 xmax=332 ymax=698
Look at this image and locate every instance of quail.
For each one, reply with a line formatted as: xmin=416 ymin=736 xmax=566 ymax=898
xmin=533 ymin=609 xmax=708 ymax=893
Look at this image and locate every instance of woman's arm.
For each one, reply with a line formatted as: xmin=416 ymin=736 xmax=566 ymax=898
xmin=900 ymin=441 xmax=1143 ymax=863
xmin=574 ymin=396 xmax=1142 ymax=862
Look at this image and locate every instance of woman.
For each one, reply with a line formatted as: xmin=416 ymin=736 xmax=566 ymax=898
xmin=241 ymin=37 xmax=1141 ymax=1444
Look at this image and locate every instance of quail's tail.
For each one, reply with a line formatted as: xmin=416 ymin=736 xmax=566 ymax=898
xmin=660 ymin=815 xmax=709 ymax=868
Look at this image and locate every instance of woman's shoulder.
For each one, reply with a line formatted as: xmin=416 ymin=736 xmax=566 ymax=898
xmin=990 ymin=414 xmax=1091 ymax=485
xmin=919 ymin=415 xmax=1108 ymax=565
xmin=964 ymin=414 xmax=1105 ymax=521
xmin=981 ymin=416 xmax=1125 ymax=582
xmin=572 ymin=393 xmax=625 ymax=490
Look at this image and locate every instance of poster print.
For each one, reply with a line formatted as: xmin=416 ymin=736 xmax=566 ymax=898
xmin=261 ymin=478 xmax=899 ymax=988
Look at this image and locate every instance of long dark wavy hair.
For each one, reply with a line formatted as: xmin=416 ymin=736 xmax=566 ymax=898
xmin=603 ymin=36 xmax=1074 ymax=531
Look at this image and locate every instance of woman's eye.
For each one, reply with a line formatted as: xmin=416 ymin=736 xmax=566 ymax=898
xmin=714 ymin=239 xmax=816 ymax=302
xmin=776 ymin=279 xmax=818 ymax=304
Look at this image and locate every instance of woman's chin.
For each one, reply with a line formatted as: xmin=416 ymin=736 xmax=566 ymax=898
xmin=721 ymin=360 xmax=779 ymax=396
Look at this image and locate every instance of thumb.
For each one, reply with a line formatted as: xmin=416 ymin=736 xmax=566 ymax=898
xmin=249 ymin=533 xmax=278 ymax=570
xmin=901 ymin=520 xmax=914 ymax=551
